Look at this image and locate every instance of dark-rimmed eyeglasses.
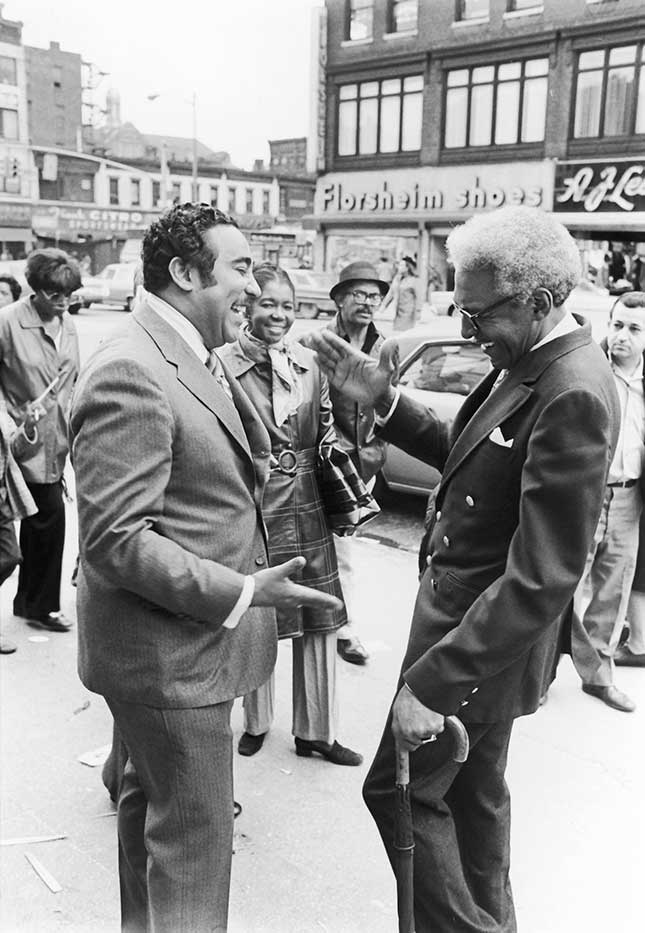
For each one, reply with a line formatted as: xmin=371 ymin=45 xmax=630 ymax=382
xmin=40 ymin=289 xmax=72 ymax=305
xmin=448 ymin=293 xmax=520 ymax=332
xmin=349 ymin=289 xmax=382 ymax=306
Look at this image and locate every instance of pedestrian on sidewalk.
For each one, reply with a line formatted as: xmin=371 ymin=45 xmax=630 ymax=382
xmin=0 ymin=249 xmax=80 ymax=634
xmin=70 ymin=204 xmax=341 ymax=933
xmin=571 ymin=291 xmax=645 ymax=711
xmin=0 ymin=400 xmax=38 ymax=654
xmin=302 ymin=260 xmax=390 ymax=666
xmin=220 ymin=263 xmax=361 ymax=766
xmin=310 ymin=206 xmax=620 ymax=932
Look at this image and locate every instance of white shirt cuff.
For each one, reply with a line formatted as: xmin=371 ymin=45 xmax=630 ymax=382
xmin=222 ymin=575 xmax=255 ymax=629
xmin=374 ymin=388 xmax=401 ymax=427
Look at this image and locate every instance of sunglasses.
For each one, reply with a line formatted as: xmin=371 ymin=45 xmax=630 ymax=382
xmin=40 ymin=289 xmax=73 ymax=304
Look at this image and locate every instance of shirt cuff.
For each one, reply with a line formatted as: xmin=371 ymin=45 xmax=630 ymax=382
xmin=222 ymin=575 xmax=255 ymax=629
xmin=374 ymin=388 xmax=401 ymax=427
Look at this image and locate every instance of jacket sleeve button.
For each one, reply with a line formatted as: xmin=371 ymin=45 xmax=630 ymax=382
xmin=442 ymin=535 xmax=450 ymax=547
xmin=436 ymin=510 xmax=441 ymax=521
xmin=426 ymin=555 xmax=432 ymax=566
xmin=431 ymin=578 xmax=437 ymax=590
xmin=465 ymin=495 xmax=475 ymax=507
xmin=255 ymin=556 xmax=266 ymax=566
xmin=471 ymin=686 xmax=479 ymax=694
xmin=460 ymin=700 xmax=469 ymax=707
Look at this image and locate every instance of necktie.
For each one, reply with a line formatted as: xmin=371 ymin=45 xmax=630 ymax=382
xmin=206 ymin=350 xmax=234 ymax=402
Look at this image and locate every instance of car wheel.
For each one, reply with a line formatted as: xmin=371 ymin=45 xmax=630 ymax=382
xmin=68 ymin=303 xmax=80 ymax=315
xmin=297 ymin=302 xmax=319 ymax=319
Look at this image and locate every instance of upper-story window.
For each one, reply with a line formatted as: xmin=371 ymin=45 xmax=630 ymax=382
xmin=262 ymin=189 xmax=271 ymax=215
xmin=109 ymin=177 xmax=119 ymax=205
xmin=337 ymin=74 xmax=423 ymax=156
xmin=507 ymin=0 xmax=541 ymax=10
xmin=456 ymin=0 xmax=489 ymax=20
xmin=152 ymin=180 xmax=161 ymax=205
xmin=131 ymin=178 xmax=141 ymax=206
xmin=389 ymin=0 xmax=418 ymax=33
xmin=347 ymin=0 xmax=374 ymax=41
xmin=245 ymin=188 xmax=254 ymax=213
xmin=444 ymin=58 xmax=548 ymax=148
xmin=228 ymin=188 xmax=237 ymax=213
xmin=0 ymin=56 xmax=17 ymax=86
xmin=573 ymin=44 xmax=645 ymax=138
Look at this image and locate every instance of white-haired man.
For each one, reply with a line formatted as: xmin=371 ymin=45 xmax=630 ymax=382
xmin=310 ymin=206 xmax=620 ymax=932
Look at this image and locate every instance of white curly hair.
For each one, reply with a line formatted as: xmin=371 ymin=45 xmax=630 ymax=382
xmin=446 ymin=206 xmax=581 ymax=307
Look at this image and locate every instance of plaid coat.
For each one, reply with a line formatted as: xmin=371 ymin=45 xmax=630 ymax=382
xmin=219 ymin=339 xmax=348 ymax=638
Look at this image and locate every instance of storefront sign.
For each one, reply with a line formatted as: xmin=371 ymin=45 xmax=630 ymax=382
xmin=315 ymin=163 xmax=551 ymax=218
xmin=555 ymin=160 xmax=645 ymax=214
xmin=33 ymin=205 xmax=159 ymax=236
xmin=0 ymin=202 xmax=31 ymax=227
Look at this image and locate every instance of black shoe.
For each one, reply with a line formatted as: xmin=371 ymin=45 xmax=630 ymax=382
xmin=614 ymin=646 xmax=645 ymax=668
xmin=0 ymin=638 xmax=17 ymax=654
xmin=337 ymin=636 xmax=369 ymax=665
xmin=31 ymin=612 xmax=74 ymax=633
xmin=295 ymin=738 xmax=363 ymax=766
xmin=238 ymin=732 xmax=266 ymax=756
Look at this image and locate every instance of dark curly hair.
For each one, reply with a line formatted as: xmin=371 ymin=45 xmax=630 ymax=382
xmin=0 ymin=274 xmax=21 ymax=302
xmin=26 ymin=248 xmax=82 ymax=294
xmin=142 ymin=203 xmax=238 ymax=294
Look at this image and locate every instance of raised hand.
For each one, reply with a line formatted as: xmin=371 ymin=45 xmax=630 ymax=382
xmin=252 ymin=556 xmax=344 ymax=612
xmin=308 ymin=330 xmax=400 ymax=406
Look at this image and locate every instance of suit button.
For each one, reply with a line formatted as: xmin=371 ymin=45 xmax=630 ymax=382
xmin=436 ymin=511 xmax=441 ymax=521
xmin=460 ymin=700 xmax=469 ymax=707
xmin=431 ymin=578 xmax=437 ymax=590
xmin=255 ymin=556 xmax=266 ymax=566
xmin=465 ymin=496 xmax=475 ymax=507
xmin=471 ymin=687 xmax=479 ymax=694
xmin=443 ymin=535 xmax=450 ymax=547
xmin=426 ymin=555 xmax=432 ymax=567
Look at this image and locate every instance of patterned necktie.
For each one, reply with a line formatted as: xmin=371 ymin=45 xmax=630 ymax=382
xmin=206 ymin=350 xmax=234 ymax=402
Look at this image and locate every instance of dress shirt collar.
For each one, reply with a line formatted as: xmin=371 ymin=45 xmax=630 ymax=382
xmin=531 ymin=311 xmax=579 ymax=353
xmin=144 ymin=289 xmax=209 ymax=365
xmin=610 ymin=352 xmax=644 ymax=386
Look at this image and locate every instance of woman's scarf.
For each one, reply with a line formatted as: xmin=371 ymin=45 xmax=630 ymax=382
xmin=238 ymin=324 xmax=303 ymax=426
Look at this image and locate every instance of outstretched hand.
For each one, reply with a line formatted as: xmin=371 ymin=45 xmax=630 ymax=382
xmin=308 ymin=330 xmax=400 ymax=407
xmin=252 ymin=557 xmax=343 ymax=613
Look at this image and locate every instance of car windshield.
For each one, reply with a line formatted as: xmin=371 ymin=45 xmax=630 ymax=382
xmin=400 ymin=343 xmax=490 ymax=396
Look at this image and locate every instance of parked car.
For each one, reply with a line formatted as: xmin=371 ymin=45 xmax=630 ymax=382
xmin=288 ymin=269 xmax=337 ymax=319
xmin=70 ymin=262 xmax=139 ymax=313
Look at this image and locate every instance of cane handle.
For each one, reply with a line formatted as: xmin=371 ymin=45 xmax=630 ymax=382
xmin=445 ymin=715 xmax=469 ymax=763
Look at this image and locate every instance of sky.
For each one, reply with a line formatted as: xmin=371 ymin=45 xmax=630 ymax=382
xmin=9 ymin=0 xmax=324 ymax=169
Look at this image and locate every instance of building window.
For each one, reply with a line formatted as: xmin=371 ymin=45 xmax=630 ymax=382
xmin=456 ymin=0 xmax=489 ymax=20
xmin=573 ymin=44 xmax=644 ymax=139
xmin=152 ymin=180 xmax=161 ymax=205
xmin=131 ymin=179 xmax=141 ymax=206
xmin=228 ymin=188 xmax=236 ymax=213
xmin=210 ymin=185 xmax=218 ymax=206
xmin=338 ymin=74 xmax=423 ymax=156
xmin=389 ymin=0 xmax=417 ymax=32
xmin=0 ymin=109 xmax=19 ymax=140
xmin=171 ymin=181 xmax=181 ymax=203
xmin=262 ymin=189 xmax=271 ymax=215
xmin=0 ymin=56 xmax=17 ymax=86
xmin=53 ymin=65 xmax=62 ymax=88
xmin=507 ymin=0 xmax=541 ymax=9
xmin=245 ymin=188 xmax=254 ymax=213
xmin=346 ymin=0 xmax=373 ymax=41
xmin=444 ymin=58 xmax=548 ymax=149
xmin=109 ymin=177 xmax=119 ymax=205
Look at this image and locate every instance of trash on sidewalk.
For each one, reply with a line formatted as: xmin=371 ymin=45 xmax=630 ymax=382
xmin=24 ymin=852 xmax=62 ymax=893
xmin=77 ymin=743 xmax=111 ymax=767
xmin=1 ymin=834 xmax=67 ymax=846
xmin=72 ymin=699 xmax=91 ymax=716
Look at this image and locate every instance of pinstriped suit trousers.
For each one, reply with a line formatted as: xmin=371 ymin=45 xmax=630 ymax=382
xmin=106 ymin=697 xmax=234 ymax=933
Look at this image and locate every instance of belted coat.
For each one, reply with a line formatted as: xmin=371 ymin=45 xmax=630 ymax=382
xmin=380 ymin=319 xmax=620 ymax=721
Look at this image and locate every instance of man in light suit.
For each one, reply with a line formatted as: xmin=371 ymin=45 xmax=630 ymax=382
xmin=70 ymin=203 xmax=340 ymax=933
xmin=311 ymin=206 xmax=620 ymax=932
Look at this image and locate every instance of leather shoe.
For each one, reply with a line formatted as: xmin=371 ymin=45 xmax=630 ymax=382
xmin=614 ymin=646 xmax=645 ymax=667
xmin=295 ymin=738 xmax=363 ymax=766
xmin=0 ymin=638 xmax=17 ymax=654
xmin=582 ymin=683 xmax=636 ymax=712
xmin=32 ymin=612 xmax=74 ymax=633
xmin=238 ymin=731 xmax=266 ymax=756
xmin=337 ymin=636 xmax=369 ymax=665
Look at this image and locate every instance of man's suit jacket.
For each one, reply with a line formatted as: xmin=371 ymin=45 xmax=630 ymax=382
xmin=70 ymin=302 xmax=277 ymax=708
xmin=381 ymin=319 xmax=620 ymax=721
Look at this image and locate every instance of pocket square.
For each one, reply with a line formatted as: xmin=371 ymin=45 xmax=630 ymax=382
xmin=488 ymin=427 xmax=513 ymax=448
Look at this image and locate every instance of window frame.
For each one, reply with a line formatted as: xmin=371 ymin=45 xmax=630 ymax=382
xmin=571 ymin=42 xmax=645 ymax=142
xmin=336 ymin=73 xmax=424 ymax=159
xmin=388 ymin=0 xmax=418 ymax=34
xmin=455 ymin=0 xmax=490 ymax=22
xmin=442 ymin=56 xmax=549 ymax=153
xmin=0 ymin=55 xmax=17 ymax=86
xmin=345 ymin=0 xmax=374 ymax=42
xmin=506 ymin=0 xmax=542 ymax=11
xmin=108 ymin=176 xmax=119 ymax=206
xmin=130 ymin=178 xmax=141 ymax=207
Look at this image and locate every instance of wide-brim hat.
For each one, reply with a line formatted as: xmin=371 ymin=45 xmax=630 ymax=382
xmin=330 ymin=261 xmax=390 ymax=302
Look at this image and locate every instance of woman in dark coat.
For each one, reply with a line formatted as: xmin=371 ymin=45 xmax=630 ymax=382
xmin=218 ymin=264 xmax=361 ymax=766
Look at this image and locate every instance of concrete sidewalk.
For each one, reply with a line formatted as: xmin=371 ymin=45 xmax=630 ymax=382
xmin=1 ymin=519 xmax=643 ymax=932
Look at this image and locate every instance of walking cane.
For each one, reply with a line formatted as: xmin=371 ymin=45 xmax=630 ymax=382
xmin=394 ymin=716 xmax=470 ymax=933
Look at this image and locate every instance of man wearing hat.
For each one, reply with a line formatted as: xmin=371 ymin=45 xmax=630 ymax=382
xmin=311 ymin=261 xmax=389 ymax=664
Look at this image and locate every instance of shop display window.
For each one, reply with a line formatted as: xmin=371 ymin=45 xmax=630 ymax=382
xmin=573 ymin=43 xmax=644 ymax=139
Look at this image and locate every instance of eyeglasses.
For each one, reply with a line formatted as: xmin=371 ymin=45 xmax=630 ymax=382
xmin=40 ymin=289 xmax=72 ymax=305
xmin=448 ymin=293 xmax=520 ymax=332
xmin=349 ymin=290 xmax=382 ymax=306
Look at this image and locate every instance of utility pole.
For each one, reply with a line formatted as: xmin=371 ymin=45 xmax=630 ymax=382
xmin=191 ymin=92 xmax=198 ymax=203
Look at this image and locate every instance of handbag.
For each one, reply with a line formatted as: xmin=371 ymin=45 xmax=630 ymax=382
xmin=316 ymin=440 xmax=380 ymax=536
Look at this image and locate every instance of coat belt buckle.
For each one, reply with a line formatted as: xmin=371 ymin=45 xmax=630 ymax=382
xmin=275 ymin=448 xmax=298 ymax=476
